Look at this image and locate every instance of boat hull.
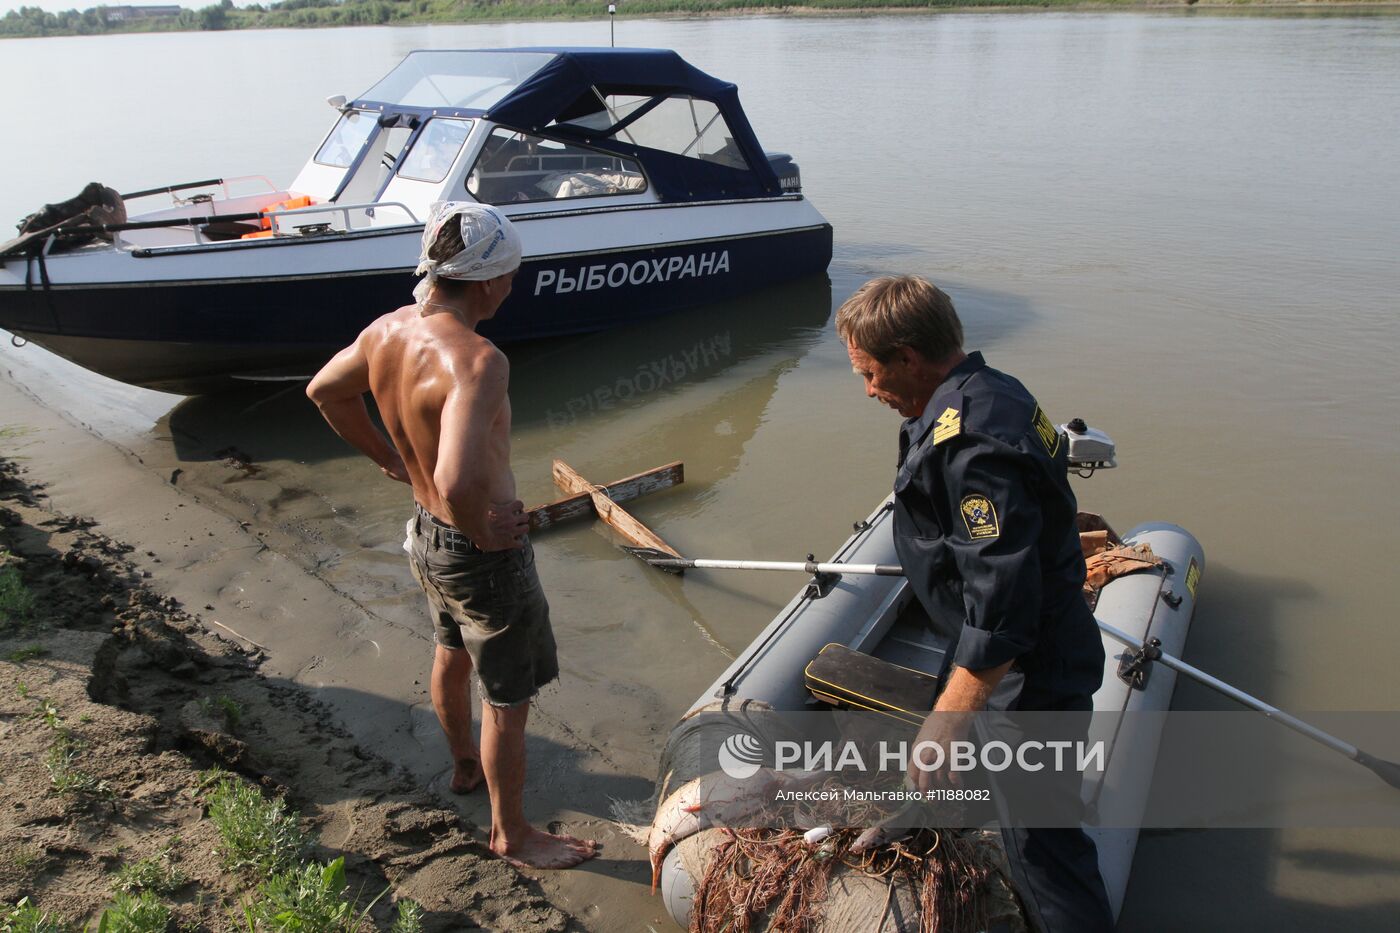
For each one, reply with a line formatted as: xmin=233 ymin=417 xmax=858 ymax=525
xmin=0 ymin=205 xmax=832 ymax=394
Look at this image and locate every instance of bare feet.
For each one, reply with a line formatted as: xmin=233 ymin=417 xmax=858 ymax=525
xmin=450 ymin=755 xmax=485 ymax=794
xmin=490 ymin=825 xmax=599 ymax=869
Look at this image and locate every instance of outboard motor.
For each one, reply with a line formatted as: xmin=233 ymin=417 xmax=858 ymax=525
xmin=1060 ymin=418 xmax=1117 ymax=476
xmin=765 ymin=152 xmax=803 ymax=193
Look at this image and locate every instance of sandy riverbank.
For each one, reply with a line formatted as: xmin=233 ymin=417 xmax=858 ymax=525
xmin=0 ymin=454 xmax=578 ymax=928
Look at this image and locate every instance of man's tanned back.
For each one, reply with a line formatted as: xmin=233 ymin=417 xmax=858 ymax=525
xmin=360 ymin=305 xmax=516 ymax=542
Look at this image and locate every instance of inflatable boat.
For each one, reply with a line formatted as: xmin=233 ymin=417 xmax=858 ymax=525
xmin=0 ymin=48 xmax=832 ymax=394
xmin=652 ymin=426 xmax=1204 ymax=929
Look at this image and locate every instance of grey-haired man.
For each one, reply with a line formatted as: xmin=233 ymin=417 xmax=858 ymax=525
xmin=838 ymin=275 xmax=1112 ymax=931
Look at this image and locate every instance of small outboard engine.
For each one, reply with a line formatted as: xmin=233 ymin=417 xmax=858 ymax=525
xmin=765 ymin=152 xmax=803 ymax=193
xmin=1060 ymin=418 xmax=1117 ymax=475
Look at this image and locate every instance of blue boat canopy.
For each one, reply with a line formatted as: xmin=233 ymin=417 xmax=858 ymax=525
xmin=351 ymin=48 xmax=784 ymax=203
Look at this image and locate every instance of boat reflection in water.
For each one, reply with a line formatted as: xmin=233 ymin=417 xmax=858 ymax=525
xmin=146 ymin=276 xmax=833 ymax=667
xmin=163 ymin=274 xmax=829 ymax=456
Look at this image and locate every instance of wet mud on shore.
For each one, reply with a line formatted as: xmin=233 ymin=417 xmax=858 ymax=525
xmin=0 ymin=452 xmax=576 ymax=929
xmin=0 ymin=272 xmax=860 ymax=933
xmin=0 ymin=358 xmax=689 ymax=929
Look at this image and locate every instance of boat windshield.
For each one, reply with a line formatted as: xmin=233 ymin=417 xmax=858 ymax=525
xmin=314 ymin=110 xmax=377 ymax=168
xmin=360 ymin=51 xmax=556 ymax=110
xmin=397 ymin=118 xmax=474 ymax=183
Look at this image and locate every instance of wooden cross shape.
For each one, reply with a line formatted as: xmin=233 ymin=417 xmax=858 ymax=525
xmin=526 ymin=459 xmax=683 ymax=560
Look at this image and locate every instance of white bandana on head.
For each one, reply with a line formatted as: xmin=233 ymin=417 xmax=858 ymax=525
xmin=413 ymin=202 xmax=523 ymax=304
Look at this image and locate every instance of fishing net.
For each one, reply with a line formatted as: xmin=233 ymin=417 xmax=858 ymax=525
xmin=652 ymin=703 xmax=1025 ymax=930
xmin=688 ymin=825 xmax=1024 ymax=933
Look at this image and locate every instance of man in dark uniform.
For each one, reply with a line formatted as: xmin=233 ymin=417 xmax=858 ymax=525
xmin=837 ymin=275 xmax=1114 ymax=933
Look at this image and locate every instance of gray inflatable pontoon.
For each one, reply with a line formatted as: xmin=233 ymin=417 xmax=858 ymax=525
xmin=656 ymin=486 xmax=1204 ymax=928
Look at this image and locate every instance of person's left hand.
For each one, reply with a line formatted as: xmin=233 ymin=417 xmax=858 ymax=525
xmin=380 ymin=452 xmax=411 ymax=484
xmin=484 ymin=499 xmax=529 ymax=550
xmin=907 ymin=710 xmax=973 ymax=793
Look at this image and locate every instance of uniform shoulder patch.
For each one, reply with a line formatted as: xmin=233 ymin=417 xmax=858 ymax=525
xmin=960 ymin=494 xmax=1000 ymax=540
xmin=1032 ymin=404 xmax=1061 ymax=457
xmin=932 ymin=407 xmax=962 ymax=446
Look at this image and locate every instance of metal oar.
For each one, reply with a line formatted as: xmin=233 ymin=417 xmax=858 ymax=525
xmin=631 ymin=549 xmax=1400 ymax=790
xmin=1094 ymin=619 xmax=1400 ymax=790
xmin=625 ymin=547 xmax=902 ymax=577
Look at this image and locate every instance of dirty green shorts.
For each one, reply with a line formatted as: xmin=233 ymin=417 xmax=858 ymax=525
xmin=406 ymin=512 xmax=558 ymax=708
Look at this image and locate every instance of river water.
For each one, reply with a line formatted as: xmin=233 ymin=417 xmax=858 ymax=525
xmin=3 ymin=11 xmax=1400 ymax=930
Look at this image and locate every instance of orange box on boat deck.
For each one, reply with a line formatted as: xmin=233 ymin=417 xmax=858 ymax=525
xmin=243 ymin=195 xmax=315 ymax=238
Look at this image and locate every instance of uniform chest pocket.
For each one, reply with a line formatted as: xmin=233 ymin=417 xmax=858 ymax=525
xmin=894 ymin=458 xmax=918 ymax=496
xmin=895 ymin=444 xmax=954 ymax=538
xmin=894 ymin=479 xmax=950 ymax=541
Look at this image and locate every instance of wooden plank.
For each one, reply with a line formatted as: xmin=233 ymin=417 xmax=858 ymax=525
xmin=551 ymin=459 xmax=683 ymax=559
xmin=526 ymin=460 xmax=684 ymax=531
xmin=525 ymin=493 xmax=595 ymax=532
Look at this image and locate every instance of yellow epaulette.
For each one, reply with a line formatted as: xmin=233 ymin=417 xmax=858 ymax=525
xmin=931 ymin=406 xmax=962 ymax=445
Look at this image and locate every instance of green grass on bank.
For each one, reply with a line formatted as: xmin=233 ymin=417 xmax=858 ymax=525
xmin=3 ymin=772 xmax=425 ymax=930
xmin=0 ymin=556 xmax=36 ymax=632
xmin=0 ymin=0 xmax=1354 ymax=41
xmin=2 ymin=891 xmax=170 ymax=933
xmin=111 ymin=845 xmax=188 ymax=896
xmin=202 ymin=772 xmax=310 ymax=875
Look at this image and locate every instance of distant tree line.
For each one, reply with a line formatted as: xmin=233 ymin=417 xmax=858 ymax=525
xmin=2 ymin=0 xmax=1157 ymax=40
xmin=0 ymin=1 xmax=232 ymax=37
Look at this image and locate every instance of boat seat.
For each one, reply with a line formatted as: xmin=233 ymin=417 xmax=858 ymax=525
xmin=803 ymin=643 xmax=940 ymax=727
xmin=200 ymin=220 xmax=262 ymax=242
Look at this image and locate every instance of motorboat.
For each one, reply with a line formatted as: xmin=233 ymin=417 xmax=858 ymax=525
xmin=0 ymin=48 xmax=833 ymax=394
xmin=650 ymin=426 xmax=1205 ymax=929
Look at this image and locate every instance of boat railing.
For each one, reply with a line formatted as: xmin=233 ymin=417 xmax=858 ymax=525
xmin=214 ymin=176 xmax=282 ymax=201
xmin=264 ymin=201 xmax=420 ymax=236
xmin=119 ymin=176 xmax=282 ymax=209
xmin=107 ymin=200 xmax=420 ymax=250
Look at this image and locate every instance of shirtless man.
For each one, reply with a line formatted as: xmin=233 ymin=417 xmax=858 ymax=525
xmin=306 ymin=203 xmax=597 ymax=870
